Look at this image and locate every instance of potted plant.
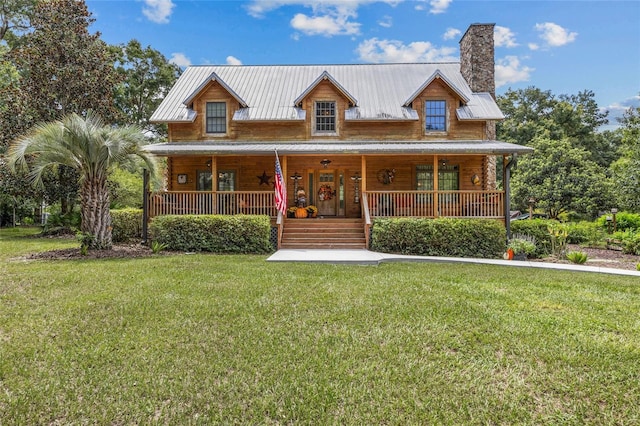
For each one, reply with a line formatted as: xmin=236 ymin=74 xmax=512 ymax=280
xmin=286 ymin=206 xmax=297 ymax=218
xmin=306 ymin=205 xmax=318 ymax=218
xmin=507 ymin=238 xmax=536 ymax=261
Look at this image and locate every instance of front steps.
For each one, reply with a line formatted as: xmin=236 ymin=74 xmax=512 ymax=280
xmin=280 ymin=218 xmax=366 ymax=249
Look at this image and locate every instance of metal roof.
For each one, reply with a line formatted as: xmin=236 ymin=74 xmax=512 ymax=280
xmin=150 ymin=63 xmax=504 ymax=123
xmin=143 ymin=140 xmax=533 ymax=156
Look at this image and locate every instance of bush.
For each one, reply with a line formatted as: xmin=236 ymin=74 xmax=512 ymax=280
xmin=595 ymin=211 xmax=640 ymax=232
xmin=111 ymin=208 xmax=143 ymax=243
xmin=150 ymin=214 xmax=272 ymax=254
xmin=621 ymin=232 xmax=640 ymax=255
xmin=564 ymin=221 xmax=606 ymax=245
xmin=510 ymin=219 xmax=555 ymax=257
xmin=371 ymin=218 xmax=506 ymax=259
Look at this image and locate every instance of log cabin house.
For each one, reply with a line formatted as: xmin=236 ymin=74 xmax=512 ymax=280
xmin=145 ymin=24 xmax=533 ymax=249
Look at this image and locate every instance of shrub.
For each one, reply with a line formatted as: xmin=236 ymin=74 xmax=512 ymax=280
xmin=371 ymin=218 xmax=506 ymax=259
xmin=566 ymin=251 xmax=588 ymax=264
xmin=564 ymin=221 xmax=606 ymax=245
xmin=621 ymin=232 xmax=640 ymax=256
xmin=111 ymin=208 xmax=143 ymax=243
xmin=510 ymin=219 xmax=555 ymax=257
xmin=595 ymin=211 xmax=640 ymax=232
xmin=150 ymin=214 xmax=272 ymax=254
xmin=508 ymin=235 xmax=537 ymax=257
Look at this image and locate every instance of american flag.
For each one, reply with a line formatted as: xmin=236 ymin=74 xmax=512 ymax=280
xmin=274 ymin=151 xmax=287 ymax=216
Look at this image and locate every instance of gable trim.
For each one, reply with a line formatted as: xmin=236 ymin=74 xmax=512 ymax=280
xmin=403 ymin=69 xmax=471 ymax=107
xmin=293 ymin=70 xmax=358 ymax=108
xmin=182 ymin=72 xmax=248 ymax=108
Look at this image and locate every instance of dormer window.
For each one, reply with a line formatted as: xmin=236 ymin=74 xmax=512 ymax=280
xmin=206 ymin=101 xmax=226 ymax=134
xmin=314 ymin=101 xmax=336 ymax=134
xmin=425 ymin=100 xmax=446 ymax=132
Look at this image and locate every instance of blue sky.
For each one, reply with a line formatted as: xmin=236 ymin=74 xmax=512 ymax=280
xmin=87 ymin=0 xmax=640 ymax=127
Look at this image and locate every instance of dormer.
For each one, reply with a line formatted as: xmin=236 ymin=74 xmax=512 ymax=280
xmin=294 ymin=71 xmax=357 ymax=137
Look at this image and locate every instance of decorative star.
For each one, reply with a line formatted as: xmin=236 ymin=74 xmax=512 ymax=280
xmin=257 ymin=171 xmax=272 ymax=185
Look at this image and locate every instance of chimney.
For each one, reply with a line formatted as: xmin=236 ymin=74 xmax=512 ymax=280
xmin=459 ymin=23 xmax=495 ymax=96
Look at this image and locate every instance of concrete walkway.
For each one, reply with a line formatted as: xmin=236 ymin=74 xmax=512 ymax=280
xmin=267 ymin=249 xmax=640 ymax=277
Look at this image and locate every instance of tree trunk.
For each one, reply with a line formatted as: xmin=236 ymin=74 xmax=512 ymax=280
xmin=80 ymin=176 xmax=112 ymax=250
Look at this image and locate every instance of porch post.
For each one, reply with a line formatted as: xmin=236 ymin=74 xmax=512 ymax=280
xmin=360 ymin=155 xmax=366 ymax=193
xmin=504 ymin=153 xmax=517 ymax=241
xmin=141 ymin=168 xmax=149 ymax=245
xmin=433 ymin=156 xmax=439 ymax=217
xmin=211 ymin=156 xmax=217 ymax=214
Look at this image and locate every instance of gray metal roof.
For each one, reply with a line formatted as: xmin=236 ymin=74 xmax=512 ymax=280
xmin=150 ymin=63 xmax=504 ymax=123
xmin=143 ymin=140 xmax=533 ymax=156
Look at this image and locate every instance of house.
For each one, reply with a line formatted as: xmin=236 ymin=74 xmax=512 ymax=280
xmin=144 ymin=23 xmax=533 ymax=249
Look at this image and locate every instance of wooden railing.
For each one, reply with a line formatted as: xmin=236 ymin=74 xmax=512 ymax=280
xmin=148 ymin=191 xmax=276 ymax=218
xmin=366 ymin=190 xmax=504 ymax=219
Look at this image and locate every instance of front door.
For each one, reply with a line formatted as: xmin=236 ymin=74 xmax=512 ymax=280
xmin=316 ymin=170 xmax=337 ymax=216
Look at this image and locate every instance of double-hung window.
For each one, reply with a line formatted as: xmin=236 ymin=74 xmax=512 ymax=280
xmin=206 ymin=102 xmax=226 ymax=134
xmin=425 ymin=100 xmax=446 ymax=132
xmin=315 ymin=101 xmax=336 ymax=134
xmin=415 ymin=164 xmax=459 ymax=190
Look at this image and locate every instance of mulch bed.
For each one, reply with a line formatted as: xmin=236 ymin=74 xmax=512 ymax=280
xmin=24 ymin=243 xmax=155 ymax=261
xmin=530 ymin=244 xmax=640 ymax=271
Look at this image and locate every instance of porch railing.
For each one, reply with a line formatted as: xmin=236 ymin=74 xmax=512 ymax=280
xmin=366 ymin=190 xmax=504 ymax=219
xmin=148 ymin=191 xmax=276 ymax=218
xmin=148 ymin=190 xmax=504 ymax=219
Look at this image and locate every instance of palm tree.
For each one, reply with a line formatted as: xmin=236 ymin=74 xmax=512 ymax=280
xmin=8 ymin=112 xmax=156 ymax=250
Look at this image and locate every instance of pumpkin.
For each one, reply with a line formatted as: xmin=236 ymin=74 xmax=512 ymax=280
xmin=294 ymin=207 xmax=308 ymax=218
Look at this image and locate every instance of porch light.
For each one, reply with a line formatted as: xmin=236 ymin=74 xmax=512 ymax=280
xmin=206 ymin=159 xmax=212 ymax=168
xmin=471 ymin=174 xmax=481 ymax=186
xmin=440 ymin=158 xmax=447 ymax=167
xmin=320 ymin=158 xmax=332 ymax=168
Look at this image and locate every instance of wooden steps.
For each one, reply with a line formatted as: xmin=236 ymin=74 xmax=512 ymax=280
xmin=280 ymin=218 xmax=366 ymax=249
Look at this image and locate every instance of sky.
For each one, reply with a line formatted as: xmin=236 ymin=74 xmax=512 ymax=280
xmin=86 ymin=0 xmax=640 ymax=128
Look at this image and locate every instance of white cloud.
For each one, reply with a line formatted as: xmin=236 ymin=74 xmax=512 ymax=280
xmin=169 ymin=52 xmax=192 ymax=68
xmin=246 ymin=1 xmax=401 ymax=37
xmin=494 ymin=26 xmax=518 ymax=48
xmin=357 ymin=37 xmax=458 ymax=63
xmin=535 ymin=22 xmax=577 ymax=47
xmin=378 ymin=15 xmax=393 ymax=28
xmin=141 ymin=0 xmax=175 ymax=24
xmin=528 ymin=43 xmax=539 ymax=51
xmin=443 ymin=27 xmax=461 ymax=40
xmin=291 ymin=12 xmax=360 ymax=36
xmin=430 ymin=0 xmax=452 ymax=14
xmin=495 ymin=56 xmax=533 ymax=88
xmin=226 ymin=56 xmax=243 ymax=66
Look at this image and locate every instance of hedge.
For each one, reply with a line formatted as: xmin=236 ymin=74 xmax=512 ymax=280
xmin=371 ymin=218 xmax=506 ymax=259
xmin=111 ymin=208 xmax=143 ymax=243
xmin=510 ymin=219 xmax=555 ymax=257
xmin=595 ymin=211 xmax=640 ymax=232
xmin=149 ymin=214 xmax=272 ymax=254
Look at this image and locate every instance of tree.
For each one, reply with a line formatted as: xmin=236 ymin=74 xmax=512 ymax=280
xmin=9 ymin=0 xmax=121 ymax=124
xmin=497 ymin=87 xmax=616 ymax=167
xmin=511 ymin=137 xmax=613 ymax=219
xmin=0 ymin=0 xmax=35 ymax=45
xmin=5 ymin=0 xmax=123 ymax=214
xmin=8 ymin=112 xmax=156 ymax=249
xmin=112 ymin=39 xmax=181 ymax=140
xmin=611 ymin=105 xmax=640 ymax=211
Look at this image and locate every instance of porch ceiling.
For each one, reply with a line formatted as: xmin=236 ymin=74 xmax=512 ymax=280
xmin=143 ymin=140 xmax=534 ymax=156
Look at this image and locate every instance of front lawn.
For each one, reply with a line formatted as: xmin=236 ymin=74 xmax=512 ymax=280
xmin=1 ymin=228 xmax=639 ymax=424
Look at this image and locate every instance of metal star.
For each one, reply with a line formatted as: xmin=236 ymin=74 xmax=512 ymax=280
xmin=257 ymin=171 xmax=272 ymax=185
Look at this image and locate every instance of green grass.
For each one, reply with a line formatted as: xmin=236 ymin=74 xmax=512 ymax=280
xmin=1 ymin=228 xmax=639 ymax=424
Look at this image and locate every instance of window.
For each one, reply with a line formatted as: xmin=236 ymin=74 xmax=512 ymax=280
xmin=206 ymin=102 xmax=226 ymax=134
xmin=217 ymin=170 xmax=236 ymax=191
xmin=415 ymin=164 xmax=459 ymax=190
xmin=425 ymin=100 xmax=446 ymax=132
xmin=315 ymin=101 xmax=336 ymax=133
xmin=196 ymin=170 xmax=212 ymax=191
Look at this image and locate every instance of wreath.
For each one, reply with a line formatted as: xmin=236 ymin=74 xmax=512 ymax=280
xmin=318 ymin=184 xmax=333 ymax=201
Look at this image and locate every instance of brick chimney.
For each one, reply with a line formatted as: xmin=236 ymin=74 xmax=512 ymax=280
xmin=459 ymin=23 xmax=496 ymax=96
